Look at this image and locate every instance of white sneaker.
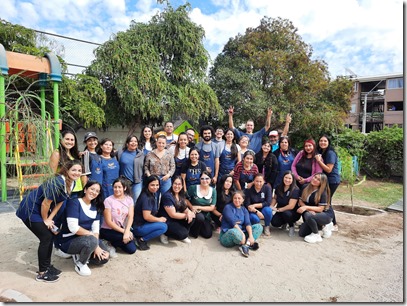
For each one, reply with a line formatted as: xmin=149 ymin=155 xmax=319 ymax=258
xmin=263 ymin=225 xmax=271 ymax=236
xmin=54 ymin=248 xmax=72 ymax=259
xmin=322 ymin=222 xmax=334 ymax=238
xmin=304 ymin=232 xmax=322 ymax=243
xmin=288 ymin=226 xmax=295 ymax=237
xmin=181 ymin=237 xmax=191 ymax=244
xmin=104 ymin=241 xmax=118 ymax=258
xmin=160 ymin=234 xmax=169 ymax=245
xmin=72 ymin=254 xmax=91 ymax=276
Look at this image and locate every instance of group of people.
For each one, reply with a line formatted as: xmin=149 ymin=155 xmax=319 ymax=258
xmin=16 ymin=105 xmax=341 ymax=282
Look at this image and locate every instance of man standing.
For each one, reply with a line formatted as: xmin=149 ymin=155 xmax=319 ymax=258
xmin=228 ymin=106 xmax=272 ymax=153
xmin=186 ymin=128 xmax=196 ymax=148
xmin=195 ymin=125 xmax=220 ymax=185
xmin=164 ymin=121 xmax=178 ymax=148
xmin=269 ymin=113 xmax=292 ymax=152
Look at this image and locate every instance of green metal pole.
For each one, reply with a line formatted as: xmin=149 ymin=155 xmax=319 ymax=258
xmin=40 ymin=86 xmax=46 ymax=157
xmin=53 ymin=82 xmax=59 ymax=150
xmin=0 ymin=75 xmax=6 ymax=201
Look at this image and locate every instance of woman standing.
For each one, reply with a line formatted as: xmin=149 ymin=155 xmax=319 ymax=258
xmin=100 ymin=177 xmax=136 ymax=254
xmin=186 ymin=171 xmax=217 ymax=239
xmin=316 ymin=134 xmax=340 ymax=230
xmin=118 ymin=135 xmax=145 ymax=203
xmin=169 ymin=132 xmax=190 ymax=178
xmin=139 ymin=125 xmax=156 ymax=156
xmin=56 ymin=180 xmax=109 ymax=276
xmin=218 ymin=128 xmax=241 ymax=179
xmin=158 ymin=176 xmax=196 ymax=244
xmin=211 ymin=174 xmax=235 ymax=229
xmin=49 ymin=129 xmax=84 ymax=197
xmin=238 ymin=135 xmax=250 ymax=160
xmin=16 ymin=159 xmax=82 ymax=282
xmin=270 ymin=171 xmax=301 ymax=237
xmin=273 ymin=136 xmax=297 ymax=188
xmin=133 ymin=175 xmax=168 ymax=250
xmin=144 ymin=135 xmax=175 ymax=199
xmin=291 ymin=138 xmax=322 ymax=190
xmin=233 ymin=150 xmax=259 ymax=191
xmin=81 ymin=132 xmax=103 ymax=185
xmin=297 ymin=173 xmax=334 ymax=243
xmin=97 ymin=138 xmax=120 ymax=198
xmin=254 ymin=139 xmax=278 ymax=189
xmin=219 ymin=191 xmax=263 ymax=257
xmin=244 ymin=173 xmax=273 ymax=236
xmin=180 ymin=148 xmax=207 ymax=192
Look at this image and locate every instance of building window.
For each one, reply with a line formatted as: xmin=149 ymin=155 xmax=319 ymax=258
xmin=387 ymin=78 xmax=403 ymax=89
xmin=350 ymin=104 xmax=357 ymax=113
xmin=387 ymin=101 xmax=403 ymax=111
xmin=353 ymin=82 xmax=358 ymax=92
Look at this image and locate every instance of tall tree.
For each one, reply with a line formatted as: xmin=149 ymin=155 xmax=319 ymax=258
xmin=209 ymin=17 xmax=353 ymax=143
xmin=87 ymin=2 xmax=222 ymax=133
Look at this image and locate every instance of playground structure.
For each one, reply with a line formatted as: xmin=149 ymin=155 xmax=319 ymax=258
xmin=0 ymin=43 xmax=62 ymax=201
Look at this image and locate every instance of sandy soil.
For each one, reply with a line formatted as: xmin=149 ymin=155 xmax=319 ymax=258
xmin=0 ymin=204 xmax=403 ymax=303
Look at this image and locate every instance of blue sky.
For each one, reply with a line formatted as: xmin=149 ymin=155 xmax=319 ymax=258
xmin=2 ymin=0 xmax=403 ymax=78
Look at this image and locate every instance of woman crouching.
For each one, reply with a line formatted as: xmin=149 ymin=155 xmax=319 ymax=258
xmin=219 ymin=191 xmax=262 ymax=257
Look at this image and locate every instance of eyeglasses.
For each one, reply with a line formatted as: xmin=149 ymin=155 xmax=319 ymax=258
xmin=200 ymin=177 xmax=211 ymax=181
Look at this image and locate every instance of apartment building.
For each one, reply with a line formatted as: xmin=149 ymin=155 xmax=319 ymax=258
xmin=345 ymin=73 xmax=403 ymax=132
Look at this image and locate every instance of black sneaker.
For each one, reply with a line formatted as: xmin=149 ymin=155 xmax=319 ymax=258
xmin=239 ymin=245 xmax=249 ymax=257
xmin=47 ymin=265 xmax=62 ymax=276
xmin=249 ymin=242 xmax=259 ymax=251
xmin=36 ymin=271 xmax=59 ymax=283
xmin=136 ymin=237 xmax=150 ymax=251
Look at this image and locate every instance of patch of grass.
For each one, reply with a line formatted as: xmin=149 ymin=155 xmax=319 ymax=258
xmin=333 ymin=178 xmax=403 ymax=209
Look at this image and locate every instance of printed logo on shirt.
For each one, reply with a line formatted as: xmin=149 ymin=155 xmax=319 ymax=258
xmin=261 ymin=192 xmax=265 ymax=199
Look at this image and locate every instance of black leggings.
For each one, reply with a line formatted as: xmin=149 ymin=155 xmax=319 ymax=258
xmin=298 ymin=211 xmax=332 ymax=237
xmin=189 ymin=212 xmax=212 ymax=239
xmin=271 ymin=210 xmax=301 ymax=227
xmin=23 ymin=219 xmax=54 ymax=273
xmin=165 ymin=218 xmax=195 ymax=240
xmin=329 ymin=183 xmax=340 ymax=225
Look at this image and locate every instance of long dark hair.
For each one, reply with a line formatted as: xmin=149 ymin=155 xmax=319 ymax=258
xmin=276 ymin=170 xmax=299 ymax=198
xmin=142 ymin=175 xmax=160 ymax=197
xmin=97 ymin=138 xmax=116 ymax=158
xmin=216 ymin=174 xmax=236 ymax=204
xmin=112 ymin=176 xmax=132 ymax=197
xmin=223 ymin=128 xmax=238 ymax=160
xmin=58 ymin=159 xmax=82 ymax=196
xmin=187 ymin=147 xmax=200 ymax=166
xmin=317 ymin=134 xmax=336 ymax=160
xmin=139 ymin=126 xmax=156 ymax=150
xmin=169 ymin=176 xmax=187 ymax=211
xmin=255 ymin=138 xmax=273 ymax=168
xmin=58 ymin=130 xmax=80 ymax=167
xmin=174 ymin=132 xmax=189 ymax=158
xmin=81 ymin=180 xmax=105 ymax=213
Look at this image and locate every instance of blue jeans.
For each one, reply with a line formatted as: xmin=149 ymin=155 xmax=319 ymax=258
xmin=133 ymin=222 xmax=168 ymax=242
xmin=131 ymin=182 xmax=143 ymax=204
xmin=249 ymin=206 xmax=273 ymax=226
xmin=154 ymin=175 xmax=172 ymax=203
xmin=100 ymin=228 xmax=137 ymax=254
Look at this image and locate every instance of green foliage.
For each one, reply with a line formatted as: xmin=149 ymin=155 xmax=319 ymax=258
xmin=59 ymin=75 xmax=106 ymax=128
xmin=209 ymin=17 xmax=353 ymax=139
xmin=333 ymin=128 xmax=366 ymax=164
xmin=336 ymin=146 xmax=357 ymax=185
xmin=362 ymin=126 xmax=403 ymax=177
xmin=87 ymin=2 xmax=222 ymax=130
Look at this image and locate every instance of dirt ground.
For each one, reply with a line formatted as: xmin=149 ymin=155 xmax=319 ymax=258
xmin=0 ymin=199 xmax=403 ymax=302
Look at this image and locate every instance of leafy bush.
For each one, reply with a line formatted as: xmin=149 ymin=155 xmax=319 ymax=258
xmin=362 ymin=126 xmax=403 ymax=177
xmin=333 ymin=128 xmax=366 ymax=163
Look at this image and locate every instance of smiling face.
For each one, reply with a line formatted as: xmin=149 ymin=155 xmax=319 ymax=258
xmin=253 ymin=175 xmax=265 ymax=190
xmin=319 ymin=136 xmax=329 ymax=150
xmin=202 ymin=129 xmax=212 ymax=142
xmin=225 ymin=130 xmax=234 ymax=142
xmin=232 ymin=192 xmax=244 ymax=208
xmin=283 ymin=173 xmax=293 ymax=187
xmin=148 ymin=179 xmax=160 ymax=193
xmin=186 ymin=130 xmax=195 ymax=142
xmin=223 ymin=176 xmax=233 ymax=191
xmin=84 ymin=183 xmax=101 ymax=201
xmin=200 ymin=174 xmax=211 ymax=186
xmin=85 ymin=137 xmax=98 ymax=151
xmin=262 ymin=142 xmax=271 ymax=153
xmin=178 ymin=134 xmax=188 ymax=148
xmin=189 ymin=149 xmax=199 ymax=162
xmin=113 ymin=181 xmax=125 ymax=197
xmin=126 ymin=137 xmax=138 ymax=151
xmin=61 ymin=132 xmax=75 ymax=151
xmin=156 ymin=137 xmax=166 ymax=151
xmin=164 ymin=122 xmax=174 ymax=135
xmin=101 ymin=140 xmax=113 ymax=154
xmin=172 ymin=178 xmax=183 ymax=194
xmin=304 ymin=142 xmax=314 ymax=154
xmin=239 ymin=136 xmax=249 ymax=149
xmin=143 ymin=128 xmax=152 ymax=140
xmin=310 ymin=174 xmax=321 ymax=187
xmin=243 ymin=154 xmax=254 ymax=166
xmin=280 ymin=138 xmax=289 ymax=151
xmin=67 ymin=164 xmax=82 ymax=181
xmin=215 ymin=128 xmax=224 ymax=139
xmin=245 ymin=120 xmax=254 ymax=133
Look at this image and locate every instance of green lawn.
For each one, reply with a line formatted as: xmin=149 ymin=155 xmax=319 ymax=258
xmin=333 ymin=178 xmax=403 ymax=209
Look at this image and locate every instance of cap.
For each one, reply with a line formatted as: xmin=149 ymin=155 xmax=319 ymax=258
xmin=84 ymin=132 xmax=98 ymax=142
xmin=268 ymin=130 xmax=278 ymax=136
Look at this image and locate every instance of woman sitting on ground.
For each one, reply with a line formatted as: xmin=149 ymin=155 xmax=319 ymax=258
xmin=186 ymin=171 xmax=217 ymax=239
xmin=132 ymin=175 xmax=168 ymax=250
xmin=211 ymin=174 xmax=235 ymax=229
xmin=100 ymin=177 xmax=136 ymax=255
xmin=219 ymin=190 xmax=263 ymax=258
xmin=270 ymin=170 xmax=301 ymax=237
xmin=158 ymin=176 xmax=196 ymax=244
xmin=297 ymin=172 xmax=334 ymax=243
xmin=243 ymin=173 xmax=273 ymax=236
xmin=56 ymin=180 xmax=109 ymax=277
